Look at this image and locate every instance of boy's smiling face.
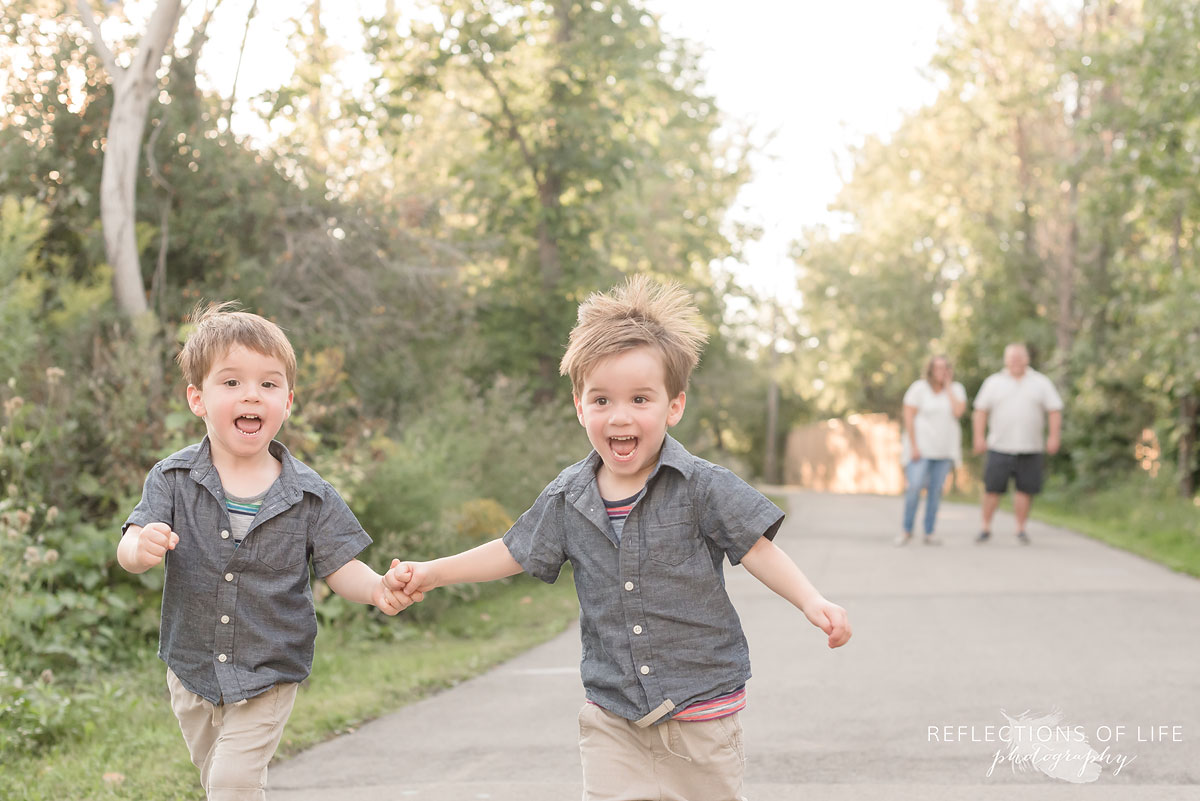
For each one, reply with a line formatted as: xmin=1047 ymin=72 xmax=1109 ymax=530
xmin=186 ymin=344 xmax=293 ymax=464
xmin=574 ymin=345 xmax=685 ymax=497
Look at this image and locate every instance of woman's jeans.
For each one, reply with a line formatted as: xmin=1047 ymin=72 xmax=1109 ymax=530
xmin=903 ymin=458 xmax=954 ymax=535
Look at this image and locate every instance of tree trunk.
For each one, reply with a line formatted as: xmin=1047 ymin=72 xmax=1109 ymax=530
xmin=78 ymin=0 xmax=183 ymax=317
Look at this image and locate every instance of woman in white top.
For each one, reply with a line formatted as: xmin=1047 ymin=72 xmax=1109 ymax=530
xmin=897 ymin=355 xmax=966 ymax=545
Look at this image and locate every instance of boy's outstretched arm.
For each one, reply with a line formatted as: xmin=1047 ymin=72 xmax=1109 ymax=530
xmin=325 ymin=559 xmax=417 ymax=616
xmin=384 ymin=538 xmax=524 ymax=597
xmin=739 ymin=536 xmax=852 ymax=649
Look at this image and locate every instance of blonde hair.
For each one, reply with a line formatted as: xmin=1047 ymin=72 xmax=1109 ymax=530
xmin=560 ymin=276 xmax=708 ymax=398
xmin=177 ymin=301 xmax=297 ymax=390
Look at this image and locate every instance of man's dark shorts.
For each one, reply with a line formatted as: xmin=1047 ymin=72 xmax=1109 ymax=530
xmin=984 ymin=451 xmax=1045 ymax=495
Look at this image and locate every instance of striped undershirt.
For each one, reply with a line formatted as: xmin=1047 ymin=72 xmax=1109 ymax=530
xmin=225 ymin=491 xmax=265 ymax=547
xmin=586 ymin=686 xmax=747 ymax=722
xmin=602 ymin=489 xmax=643 ymax=543
xmin=671 ymin=685 xmax=747 ymax=722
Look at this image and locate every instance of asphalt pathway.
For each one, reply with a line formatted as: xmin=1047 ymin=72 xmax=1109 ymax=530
xmin=269 ymin=491 xmax=1200 ymax=800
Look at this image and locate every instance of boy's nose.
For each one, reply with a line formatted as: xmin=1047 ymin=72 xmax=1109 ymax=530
xmin=609 ymin=404 xmax=632 ymax=424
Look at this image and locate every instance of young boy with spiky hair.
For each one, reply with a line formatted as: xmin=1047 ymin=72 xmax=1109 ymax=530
xmin=386 ymin=277 xmax=850 ymax=800
xmin=119 ymin=302 xmax=415 ymax=801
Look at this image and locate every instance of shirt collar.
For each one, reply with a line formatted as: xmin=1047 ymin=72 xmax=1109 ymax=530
xmin=565 ymin=432 xmax=695 ymax=494
xmin=169 ymin=436 xmax=324 ymax=502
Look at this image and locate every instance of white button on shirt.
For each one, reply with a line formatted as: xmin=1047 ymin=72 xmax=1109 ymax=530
xmin=633 ymin=625 xmax=643 ymax=635
xmin=624 ymin=581 xmax=634 ymax=591
xmin=224 ymin=573 xmax=234 ymax=582
xmin=220 ymin=530 xmax=230 ymax=539
xmin=640 ymin=665 xmax=650 ymax=675
xmin=220 ymin=615 xmax=230 ymax=624
xmin=218 ymin=654 xmax=227 ymax=663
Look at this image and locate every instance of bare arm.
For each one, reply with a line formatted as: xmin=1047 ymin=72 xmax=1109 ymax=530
xmin=325 ymin=558 xmax=413 ymax=615
xmin=386 ymin=538 xmax=524 ymax=596
xmin=950 ymin=386 xmax=967 ymax=419
xmin=972 ymin=408 xmax=989 ymax=454
xmin=1046 ymin=409 xmax=1062 ymax=454
xmin=903 ymin=404 xmax=919 ymax=458
xmin=739 ymin=537 xmax=851 ymax=648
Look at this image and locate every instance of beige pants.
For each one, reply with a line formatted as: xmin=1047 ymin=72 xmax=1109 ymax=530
xmin=578 ymin=703 xmax=748 ymax=801
xmin=166 ymin=668 xmax=299 ymax=801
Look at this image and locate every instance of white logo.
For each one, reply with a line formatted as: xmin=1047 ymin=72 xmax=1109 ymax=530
xmin=986 ymin=709 xmax=1135 ymax=782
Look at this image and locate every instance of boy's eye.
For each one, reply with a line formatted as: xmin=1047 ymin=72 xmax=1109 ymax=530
xmin=262 ymin=382 xmax=277 ymax=389
xmin=594 ymin=397 xmax=608 ymax=406
xmin=223 ymin=379 xmax=239 ymax=387
xmin=634 ymin=396 xmax=648 ymax=404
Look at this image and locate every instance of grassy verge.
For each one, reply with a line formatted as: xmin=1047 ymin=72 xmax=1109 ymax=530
xmin=1033 ymin=478 xmax=1200 ymax=578
xmin=6 ymin=574 xmax=578 ymax=801
xmin=945 ymin=477 xmax=1200 ymax=578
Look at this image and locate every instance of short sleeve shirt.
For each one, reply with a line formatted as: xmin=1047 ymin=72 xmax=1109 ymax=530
xmin=902 ymin=380 xmax=966 ymax=461
xmin=123 ymin=437 xmax=371 ymax=704
xmin=502 ymin=434 xmax=784 ymax=723
xmin=974 ymin=368 xmax=1064 ymax=454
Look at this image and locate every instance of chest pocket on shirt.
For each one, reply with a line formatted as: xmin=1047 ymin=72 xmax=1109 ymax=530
xmin=646 ymin=509 xmax=700 ymax=566
xmin=253 ymin=520 xmax=309 ymax=571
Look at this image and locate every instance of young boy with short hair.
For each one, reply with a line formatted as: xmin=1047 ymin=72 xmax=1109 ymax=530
xmin=119 ymin=302 xmax=413 ymax=801
xmin=385 ymin=277 xmax=851 ymax=800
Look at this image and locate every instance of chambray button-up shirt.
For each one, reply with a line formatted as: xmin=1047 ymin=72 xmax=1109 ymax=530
xmin=124 ymin=438 xmax=371 ymax=705
xmin=503 ymin=434 xmax=784 ymax=723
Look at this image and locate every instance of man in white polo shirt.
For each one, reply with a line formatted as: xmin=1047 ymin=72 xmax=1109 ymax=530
xmin=971 ymin=343 xmax=1063 ymax=544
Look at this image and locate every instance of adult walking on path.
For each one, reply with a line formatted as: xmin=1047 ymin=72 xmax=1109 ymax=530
xmin=268 ymin=491 xmax=1200 ymax=800
xmin=972 ymin=343 xmax=1063 ymax=545
xmin=897 ymin=355 xmax=966 ymax=547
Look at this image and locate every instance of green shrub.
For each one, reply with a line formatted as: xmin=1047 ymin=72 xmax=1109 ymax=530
xmin=0 ymin=665 xmax=74 ymax=761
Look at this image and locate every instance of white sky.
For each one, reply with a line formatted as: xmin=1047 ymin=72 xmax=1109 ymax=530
xmin=182 ymin=0 xmax=949 ymax=298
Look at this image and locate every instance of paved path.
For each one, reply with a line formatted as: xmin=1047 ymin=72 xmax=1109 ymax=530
xmin=269 ymin=491 xmax=1200 ymax=799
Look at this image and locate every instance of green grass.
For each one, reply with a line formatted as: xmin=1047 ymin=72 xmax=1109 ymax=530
xmin=4 ymin=575 xmax=578 ymax=801
xmin=1033 ymin=478 xmax=1200 ymax=578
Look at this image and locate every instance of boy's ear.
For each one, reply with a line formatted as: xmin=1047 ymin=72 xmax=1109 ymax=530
xmin=573 ymin=394 xmax=585 ymax=426
xmin=185 ymin=384 xmax=206 ymax=418
xmin=284 ymin=389 xmax=294 ymax=418
xmin=667 ymin=392 xmax=686 ymax=427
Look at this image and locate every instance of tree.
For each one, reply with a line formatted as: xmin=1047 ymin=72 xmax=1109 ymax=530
xmin=76 ymin=0 xmax=184 ymax=316
xmin=364 ymin=0 xmax=748 ymax=393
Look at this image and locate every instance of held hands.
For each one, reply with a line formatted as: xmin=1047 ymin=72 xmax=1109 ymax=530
xmin=371 ymin=574 xmax=414 ymax=616
xmin=383 ymin=558 xmax=436 ymax=600
xmin=131 ymin=522 xmax=179 ymax=571
xmin=369 ymin=560 xmax=427 ymax=616
xmin=802 ymin=597 xmax=852 ymax=649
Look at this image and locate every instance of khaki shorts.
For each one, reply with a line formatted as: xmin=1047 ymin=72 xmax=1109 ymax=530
xmin=166 ymin=668 xmax=299 ymax=801
xmin=578 ymin=702 xmax=747 ymax=801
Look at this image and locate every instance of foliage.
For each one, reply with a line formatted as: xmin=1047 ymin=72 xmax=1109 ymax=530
xmin=1037 ymin=469 xmax=1200 ymax=578
xmin=361 ymin=0 xmax=750 ymax=391
xmin=789 ymin=0 xmax=1200 ymax=501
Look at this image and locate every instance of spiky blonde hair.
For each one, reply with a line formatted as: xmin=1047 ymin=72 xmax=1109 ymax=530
xmin=560 ymin=276 xmax=708 ymax=398
xmin=177 ymin=301 xmax=297 ymax=390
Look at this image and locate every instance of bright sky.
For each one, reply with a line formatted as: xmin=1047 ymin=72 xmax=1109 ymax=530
xmin=182 ymin=0 xmax=949 ymax=298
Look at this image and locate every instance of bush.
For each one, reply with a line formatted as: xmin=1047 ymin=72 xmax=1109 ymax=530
xmin=0 ymin=665 xmax=73 ymax=761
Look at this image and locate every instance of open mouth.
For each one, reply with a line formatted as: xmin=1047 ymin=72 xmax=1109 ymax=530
xmin=609 ymin=435 xmax=638 ymax=461
xmin=234 ymin=414 xmax=263 ymax=436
